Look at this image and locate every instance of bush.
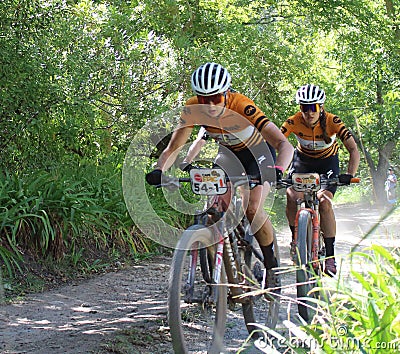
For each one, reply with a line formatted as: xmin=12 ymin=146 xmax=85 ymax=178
xmin=0 ymin=162 xmax=150 ymax=278
xmin=243 ymin=244 xmax=400 ymax=354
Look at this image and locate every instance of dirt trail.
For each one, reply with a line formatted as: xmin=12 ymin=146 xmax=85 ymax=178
xmin=0 ymin=204 xmax=398 ymax=354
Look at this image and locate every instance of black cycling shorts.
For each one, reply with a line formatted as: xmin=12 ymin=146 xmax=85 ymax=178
xmin=214 ymin=142 xmax=276 ymax=184
xmin=288 ymin=149 xmax=340 ymax=194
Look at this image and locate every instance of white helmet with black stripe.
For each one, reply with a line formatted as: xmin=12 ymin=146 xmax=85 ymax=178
xmin=295 ymin=84 xmax=326 ymax=104
xmin=191 ymin=62 xmax=231 ymax=96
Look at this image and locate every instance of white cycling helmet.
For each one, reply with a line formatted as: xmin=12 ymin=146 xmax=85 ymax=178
xmin=191 ymin=62 xmax=231 ymax=96
xmin=295 ymin=84 xmax=326 ymax=104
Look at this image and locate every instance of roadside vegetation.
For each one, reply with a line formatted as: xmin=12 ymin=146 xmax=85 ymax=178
xmin=0 ymin=161 xmax=154 ymax=297
xmin=246 ymin=209 xmax=399 ymax=354
xmin=0 ymin=5 xmax=399 ymax=353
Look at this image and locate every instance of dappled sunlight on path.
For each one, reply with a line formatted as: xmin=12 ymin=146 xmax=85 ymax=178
xmin=334 ymin=203 xmax=399 ymax=277
xmin=0 ymin=258 xmax=172 ymax=353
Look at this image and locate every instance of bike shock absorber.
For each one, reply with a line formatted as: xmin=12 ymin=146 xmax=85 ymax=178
xmin=223 ymin=234 xmax=239 ymax=281
xmin=311 ymin=199 xmax=321 ymax=268
xmin=222 ymin=233 xmax=245 ymax=299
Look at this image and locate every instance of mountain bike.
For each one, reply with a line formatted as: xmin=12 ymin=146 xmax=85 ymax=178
xmin=277 ymin=173 xmax=360 ymax=322
xmin=159 ymin=167 xmax=280 ymax=353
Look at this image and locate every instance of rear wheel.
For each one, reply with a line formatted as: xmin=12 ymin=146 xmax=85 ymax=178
xmin=168 ymin=225 xmax=227 ymax=354
xmin=295 ymin=210 xmax=318 ymax=322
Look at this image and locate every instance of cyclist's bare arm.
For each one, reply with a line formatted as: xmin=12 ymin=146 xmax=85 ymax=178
xmin=155 ymin=126 xmax=193 ymax=171
xmin=181 ymin=127 xmax=207 ymax=164
xmin=343 ymin=136 xmax=360 ymax=176
xmin=261 ymin=122 xmax=294 ymax=171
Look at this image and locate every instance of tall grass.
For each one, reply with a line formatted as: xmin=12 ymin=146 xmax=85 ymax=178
xmin=0 ymin=162 xmax=150 ymax=278
xmin=243 ymin=204 xmax=399 ymax=354
xmin=243 ymin=244 xmax=400 ymax=354
xmin=334 ymin=179 xmax=372 ymax=205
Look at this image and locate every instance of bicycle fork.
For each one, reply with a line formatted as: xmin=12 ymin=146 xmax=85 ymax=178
xmin=294 ymin=203 xmax=321 ymax=270
xmin=185 ymin=246 xmax=199 ymax=303
xmin=213 ymin=227 xmax=224 ymax=285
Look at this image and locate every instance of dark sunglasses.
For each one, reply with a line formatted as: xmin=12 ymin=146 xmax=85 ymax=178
xmin=300 ymin=104 xmax=320 ymax=113
xmin=197 ymin=93 xmax=225 ymax=105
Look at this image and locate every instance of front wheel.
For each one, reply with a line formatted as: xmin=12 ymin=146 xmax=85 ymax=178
xmin=168 ymin=225 xmax=227 ymax=354
xmin=295 ymin=210 xmax=319 ymax=322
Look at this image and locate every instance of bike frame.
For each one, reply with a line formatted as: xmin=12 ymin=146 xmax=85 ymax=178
xmin=186 ymin=188 xmax=248 ymax=306
xmin=280 ymin=173 xmax=361 ymax=269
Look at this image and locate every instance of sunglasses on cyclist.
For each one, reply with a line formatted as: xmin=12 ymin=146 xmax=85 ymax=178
xmin=300 ymin=104 xmax=320 ymax=113
xmin=197 ymin=93 xmax=225 ymax=105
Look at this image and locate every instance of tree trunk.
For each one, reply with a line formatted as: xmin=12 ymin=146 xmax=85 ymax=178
xmin=366 ymin=141 xmax=396 ymax=206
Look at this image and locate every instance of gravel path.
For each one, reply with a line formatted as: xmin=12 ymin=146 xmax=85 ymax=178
xmin=0 ymin=204 xmax=398 ymax=353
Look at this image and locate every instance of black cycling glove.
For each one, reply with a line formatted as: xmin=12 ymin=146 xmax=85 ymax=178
xmin=145 ymin=169 xmax=163 ymax=185
xmin=338 ymin=173 xmax=353 ymax=185
xmin=275 ymin=167 xmax=283 ymax=182
xmin=265 ymin=166 xmax=283 ymax=183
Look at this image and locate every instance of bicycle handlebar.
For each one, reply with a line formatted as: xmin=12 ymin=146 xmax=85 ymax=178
xmin=155 ymin=173 xmax=262 ymax=190
xmin=276 ymin=176 xmax=361 ymax=189
xmin=349 ymin=177 xmax=361 ymax=183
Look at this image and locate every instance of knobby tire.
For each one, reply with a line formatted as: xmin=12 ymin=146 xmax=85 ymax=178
xmin=295 ymin=210 xmax=316 ymax=322
xmin=168 ymin=225 xmax=227 ymax=354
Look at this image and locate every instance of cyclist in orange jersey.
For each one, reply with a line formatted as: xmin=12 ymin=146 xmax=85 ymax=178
xmin=146 ymin=62 xmax=294 ymax=290
xmin=281 ymin=84 xmax=360 ymax=276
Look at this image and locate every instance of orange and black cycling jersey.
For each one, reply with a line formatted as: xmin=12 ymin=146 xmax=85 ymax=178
xmin=280 ymin=111 xmax=353 ymax=159
xmin=180 ymin=91 xmax=271 ymax=152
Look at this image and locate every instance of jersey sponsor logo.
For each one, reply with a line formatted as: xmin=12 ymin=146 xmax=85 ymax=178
xmin=194 ymin=173 xmax=203 ymax=182
xmin=258 ymin=155 xmax=267 ymax=164
xmin=333 ymin=116 xmax=342 ymax=124
xmin=207 ymin=125 xmax=255 ymax=146
xmin=296 ymin=135 xmax=335 ymax=150
xmin=244 ymin=105 xmax=256 ymax=116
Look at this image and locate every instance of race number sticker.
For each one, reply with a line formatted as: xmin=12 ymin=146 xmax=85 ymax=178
xmin=189 ymin=168 xmax=228 ymax=195
xmin=292 ymin=173 xmax=321 ymax=192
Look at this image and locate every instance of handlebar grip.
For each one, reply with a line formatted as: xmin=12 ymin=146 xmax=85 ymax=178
xmin=350 ymin=177 xmax=360 ymax=183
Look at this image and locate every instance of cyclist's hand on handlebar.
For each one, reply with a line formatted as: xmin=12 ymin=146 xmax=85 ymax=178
xmin=275 ymin=167 xmax=283 ymax=182
xmin=338 ymin=173 xmax=353 ymax=185
xmin=179 ymin=161 xmax=194 ymax=172
xmin=266 ymin=166 xmax=283 ymax=183
xmin=145 ymin=169 xmax=163 ymax=185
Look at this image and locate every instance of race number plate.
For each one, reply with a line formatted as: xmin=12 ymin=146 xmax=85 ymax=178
xmin=292 ymin=173 xmax=321 ymax=192
xmin=189 ymin=168 xmax=228 ymax=195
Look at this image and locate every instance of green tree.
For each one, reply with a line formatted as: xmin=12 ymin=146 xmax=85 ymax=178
xmin=279 ymin=0 xmax=400 ymax=204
